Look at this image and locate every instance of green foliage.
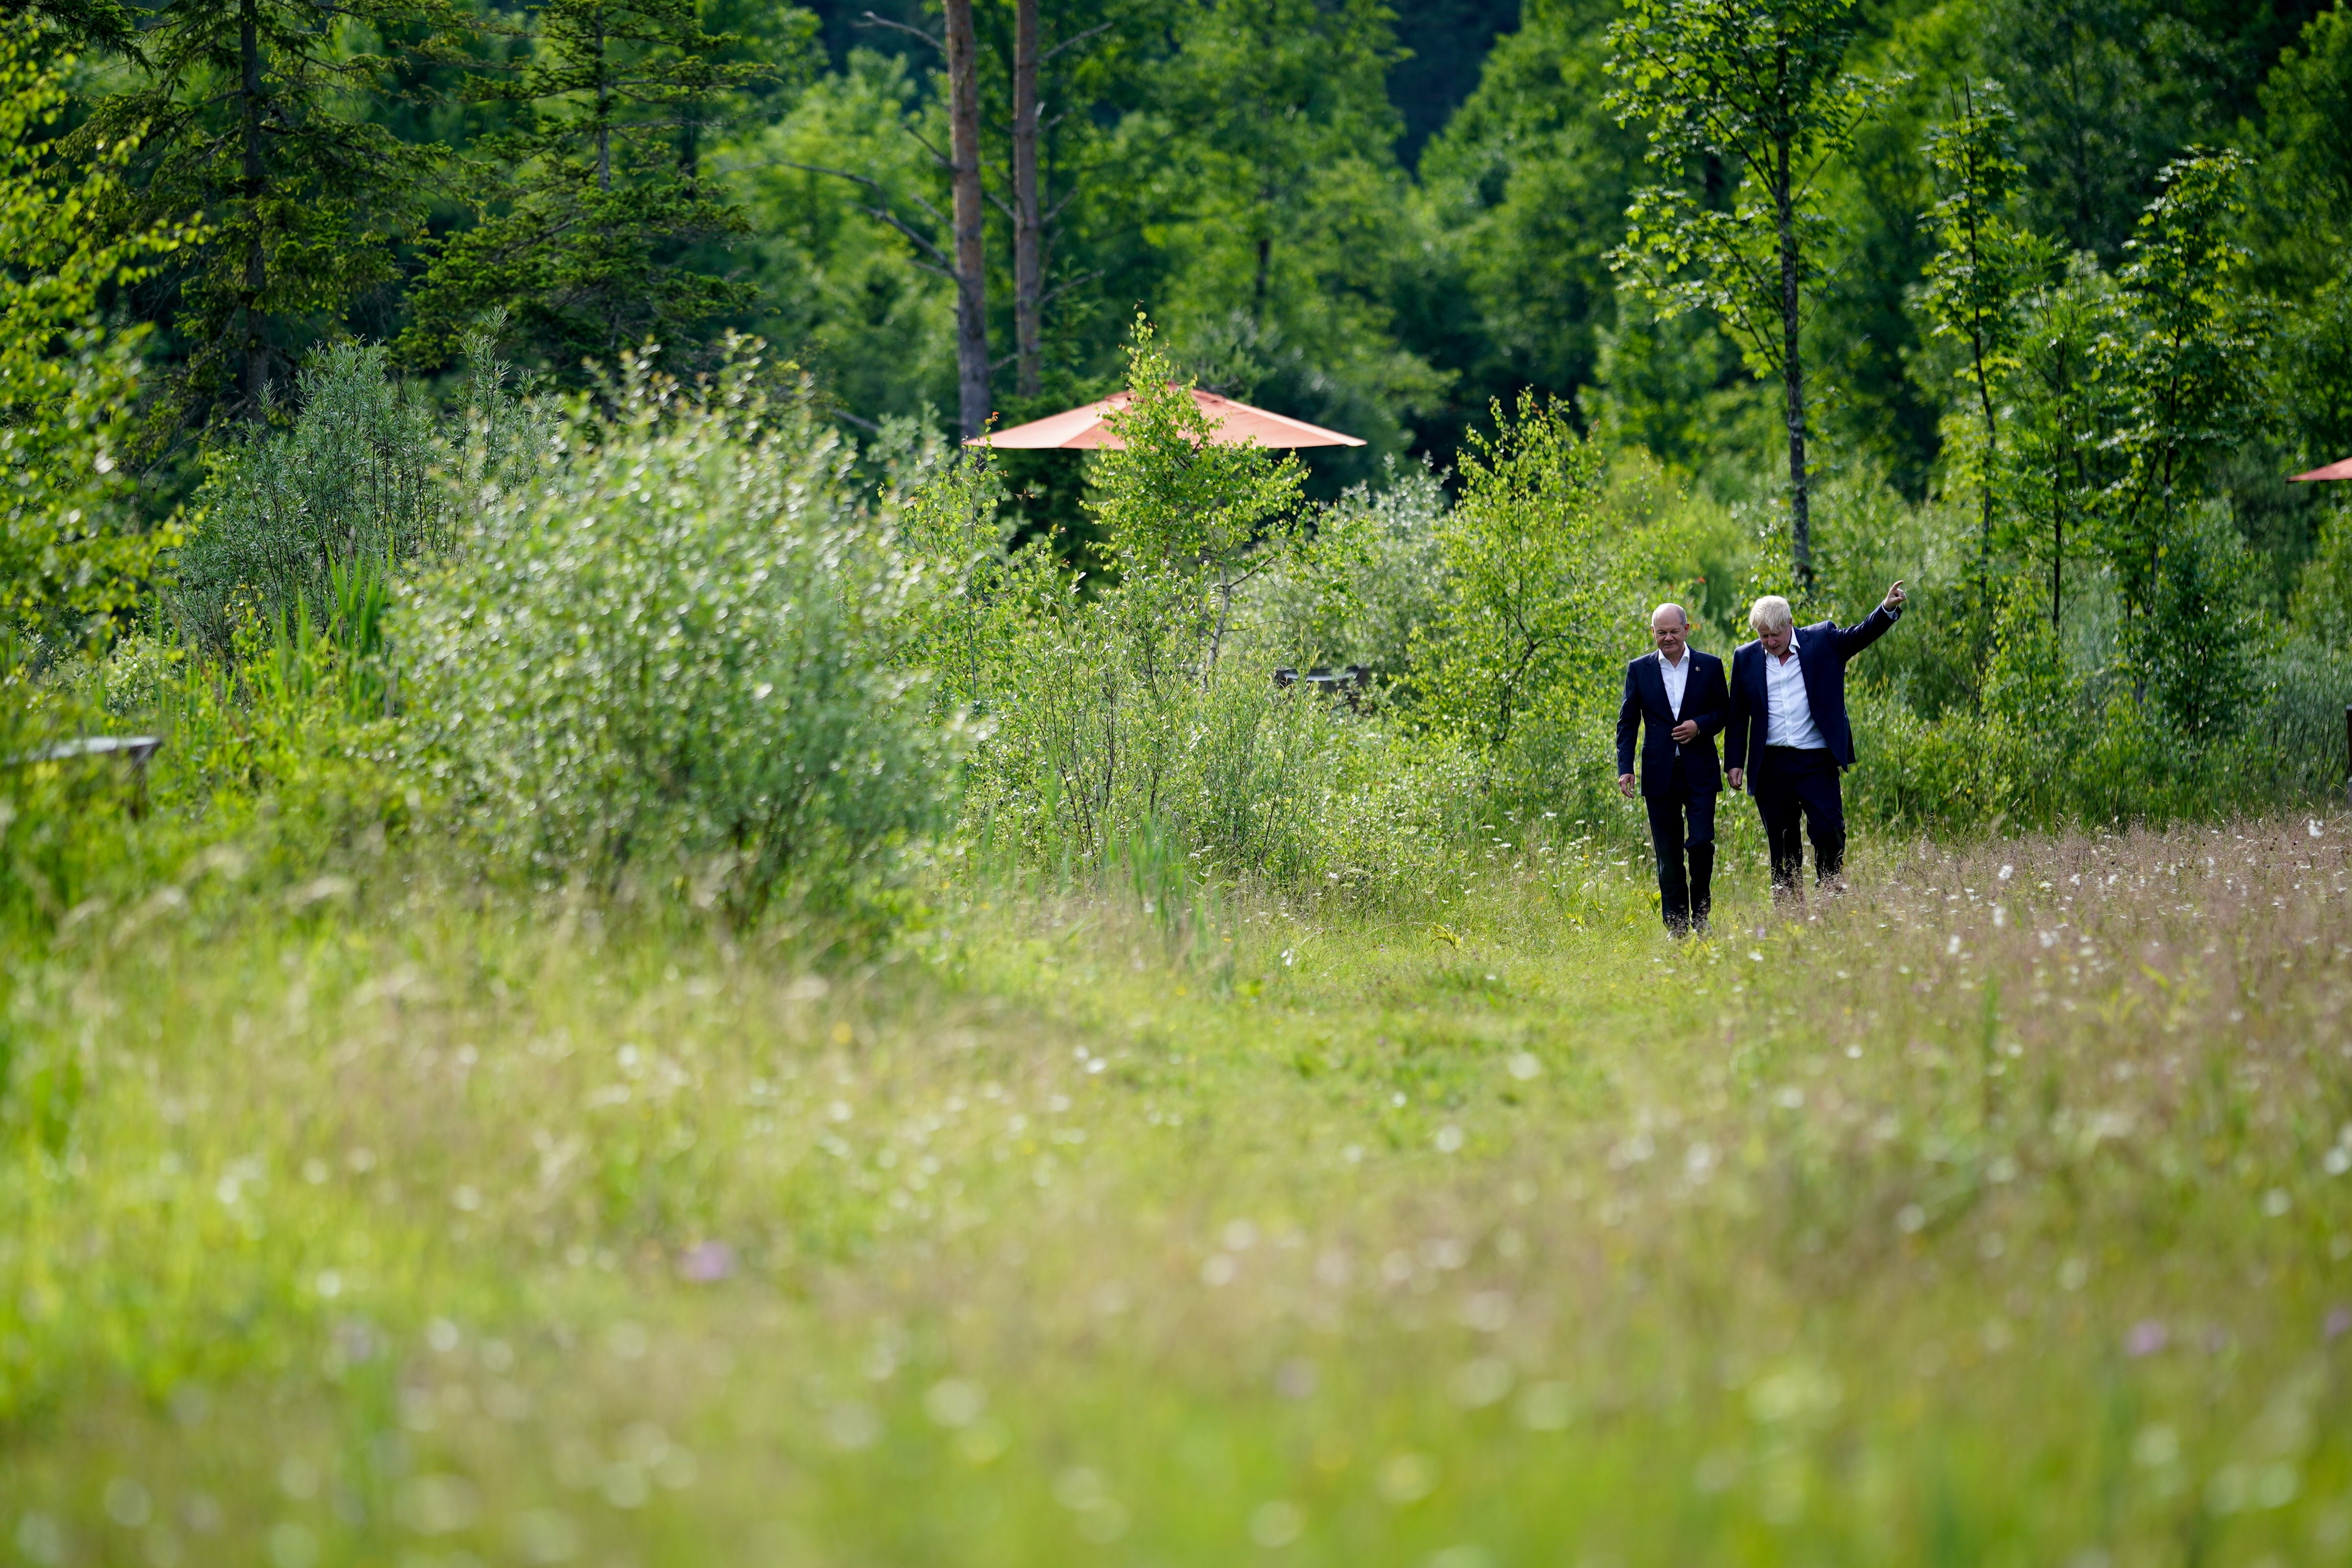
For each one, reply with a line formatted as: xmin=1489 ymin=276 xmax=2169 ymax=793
xmin=1413 ymin=398 xmax=1616 ymax=778
xmin=2251 ymin=0 xmax=2352 ymax=288
xmin=2099 ymin=150 xmax=2267 ymax=624
xmin=397 ymin=347 xmax=954 ymax=917
xmin=727 ymin=50 xmax=958 ymax=421
xmin=1604 ymin=0 xmax=1895 ymax=584
xmin=946 ymin=323 xmax=1342 ymax=881
xmin=398 ymin=0 xmax=785 ymax=377
xmin=173 ymin=343 xmax=450 ymax=653
xmin=1918 ymin=82 xmax=2038 ymax=562
xmin=1415 ymin=0 xmax=1645 ymax=435
xmin=1995 ymin=253 xmax=2119 ymax=630
xmin=1252 ymin=463 xmax=1449 ymax=676
xmin=74 ymin=0 xmax=452 ymax=427
xmin=2136 ymin=506 xmax=2266 ymax=737
xmin=2289 ymin=498 xmax=2352 ymax=649
xmin=0 ymin=21 xmax=187 ymax=651
xmin=1141 ymin=0 xmax=1445 ymax=468
xmin=2275 ymin=265 xmax=2352 ymax=473
xmin=1091 ymin=321 xmax=1305 ymax=593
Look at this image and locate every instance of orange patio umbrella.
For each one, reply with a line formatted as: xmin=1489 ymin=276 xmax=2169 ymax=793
xmin=965 ymin=386 xmax=1364 ymax=450
xmin=2289 ymin=456 xmax=2352 ymax=481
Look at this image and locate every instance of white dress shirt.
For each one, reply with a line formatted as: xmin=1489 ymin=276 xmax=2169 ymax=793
xmin=1657 ymin=649 xmax=1689 ymax=718
xmin=1762 ymin=634 xmax=1827 ymax=749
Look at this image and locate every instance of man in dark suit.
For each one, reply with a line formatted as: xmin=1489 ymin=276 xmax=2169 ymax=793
xmin=1723 ymin=583 xmax=1908 ymax=899
xmin=1617 ymin=603 xmax=1731 ymax=934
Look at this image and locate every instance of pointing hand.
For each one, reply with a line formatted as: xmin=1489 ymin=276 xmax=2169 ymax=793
xmin=1883 ymin=579 xmax=1907 ymax=612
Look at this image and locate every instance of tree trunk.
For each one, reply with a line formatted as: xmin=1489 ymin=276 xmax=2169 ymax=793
xmin=594 ymin=19 xmax=612 ymax=192
xmin=2052 ymin=504 xmax=2062 ymax=629
xmin=944 ymin=0 xmax=990 ymax=439
xmin=238 ymin=0 xmax=268 ymax=418
xmin=1011 ymin=0 xmax=1042 ymax=398
xmin=1775 ymin=138 xmax=1812 ymax=588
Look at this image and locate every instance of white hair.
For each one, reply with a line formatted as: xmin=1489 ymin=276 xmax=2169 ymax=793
xmin=1748 ymin=594 xmax=1794 ymax=634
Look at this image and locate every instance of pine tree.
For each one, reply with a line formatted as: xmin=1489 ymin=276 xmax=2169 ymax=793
xmin=76 ymin=0 xmax=451 ymax=428
xmin=398 ymin=0 xmax=774 ymax=378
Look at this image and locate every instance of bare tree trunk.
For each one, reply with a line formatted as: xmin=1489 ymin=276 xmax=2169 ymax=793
xmin=944 ymin=0 xmax=990 ymax=439
xmin=1012 ymin=0 xmax=1042 ymax=398
xmin=238 ymin=0 xmax=268 ymax=418
xmin=594 ymin=19 xmax=612 ymax=192
xmin=2053 ymin=504 xmax=2063 ymax=629
xmin=1775 ymin=138 xmax=1812 ymax=588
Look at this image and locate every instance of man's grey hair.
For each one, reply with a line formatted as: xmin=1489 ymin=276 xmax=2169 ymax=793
xmin=1649 ymin=602 xmax=1689 ymax=628
xmin=1748 ymin=594 xmax=1795 ymax=634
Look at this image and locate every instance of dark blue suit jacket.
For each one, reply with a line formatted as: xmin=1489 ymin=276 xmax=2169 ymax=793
xmin=1724 ymin=605 xmax=1901 ymax=779
xmin=1616 ymin=648 xmax=1729 ymax=797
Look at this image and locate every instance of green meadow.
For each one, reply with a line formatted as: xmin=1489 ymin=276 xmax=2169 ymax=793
xmin=4 ymin=818 xmax=2348 ymax=1568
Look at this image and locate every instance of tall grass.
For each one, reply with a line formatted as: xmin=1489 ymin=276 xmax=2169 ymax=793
xmin=2 ymin=816 xmax=2348 ymax=1564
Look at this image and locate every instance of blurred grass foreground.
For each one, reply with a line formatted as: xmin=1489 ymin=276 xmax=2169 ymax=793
xmin=2 ymin=820 xmax=2350 ymax=1567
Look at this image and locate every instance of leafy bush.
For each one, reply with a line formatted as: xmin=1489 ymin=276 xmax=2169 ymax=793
xmin=1252 ymin=462 xmax=1448 ymax=677
xmin=1410 ymin=397 xmax=1641 ymax=820
xmin=174 ymin=343 xmax=473 ymax=654
xmin=0 ymin=22 xmax=184 ymax=661
xmin=397 ymin=353 xmax=956 ymax=917
xmin=0 ymin=22 xmax=191 ymax=931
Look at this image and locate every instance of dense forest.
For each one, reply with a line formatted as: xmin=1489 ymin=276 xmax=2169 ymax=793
xmin=13 ymin=0 xmax=2348 ymax=497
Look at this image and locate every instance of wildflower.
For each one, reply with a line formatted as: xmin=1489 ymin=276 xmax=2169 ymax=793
xmin=2125 ymin=1320 xmax=2168 ymax=1357
xmin=678 ymin=1242 xmax=735 ymax=1282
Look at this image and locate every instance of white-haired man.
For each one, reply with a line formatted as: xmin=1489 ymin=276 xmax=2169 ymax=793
xmin=1724 ymin=582 xmax=1907 ymax=897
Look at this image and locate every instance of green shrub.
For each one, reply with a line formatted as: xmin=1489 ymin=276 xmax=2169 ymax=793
xmin=951 ymin=325 xmax=1347 ymax=881
xmin=2252 ymin=636 xmax=2352 ymax=800
xmin=396 ymin=352 xmax=957 ymax=918
xmin=0 ymin=21 xmax=182 ymax=662
xmin=173 ymin=343 xmax=460 ymax=654
xmin=1251 ymin=462 xmax=1448 ymax=677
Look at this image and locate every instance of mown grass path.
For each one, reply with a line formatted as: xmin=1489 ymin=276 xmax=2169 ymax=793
xmin=4 ymin=819 xmax=2350 ymax=1567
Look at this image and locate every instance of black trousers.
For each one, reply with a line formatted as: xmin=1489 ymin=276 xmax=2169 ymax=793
xmin=1751 ymin=746 xmax=1845 ymax=891
xmin=1642 ymin=782 xmax=1716 ymax=932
